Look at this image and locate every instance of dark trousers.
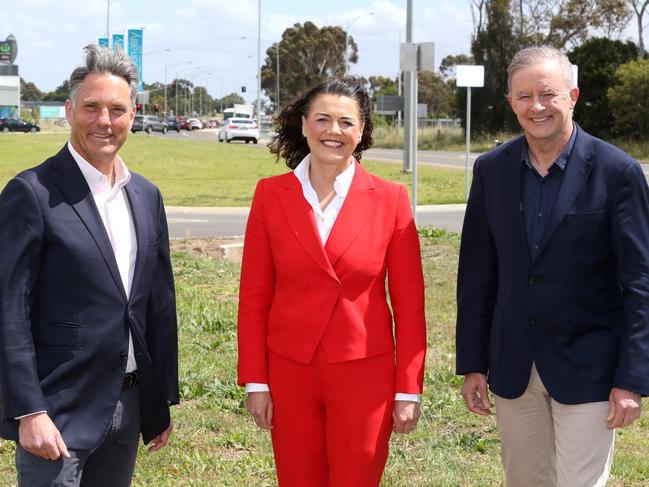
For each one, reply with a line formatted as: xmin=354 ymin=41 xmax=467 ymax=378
xmin=16 ymin=385 xmax=141 ymax=487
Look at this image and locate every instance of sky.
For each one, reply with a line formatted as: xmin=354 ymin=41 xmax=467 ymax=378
xmin=1 ymin=0 xmax=476 ymax=105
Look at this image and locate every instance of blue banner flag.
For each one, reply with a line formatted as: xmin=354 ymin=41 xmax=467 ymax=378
xmin=112 ymin=34 xmax=124 ymax=51
xmin=98 ymin=38 xmax=109 ymax=48
xmin=127 ymin=29 xmax=143 ymax=91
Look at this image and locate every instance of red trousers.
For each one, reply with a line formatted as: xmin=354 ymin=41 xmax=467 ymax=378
xmin=268 ymin=345 xmax=395 ymax=487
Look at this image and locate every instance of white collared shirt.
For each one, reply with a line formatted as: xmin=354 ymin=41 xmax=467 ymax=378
xmin=68 ymin=141 xmax=138 ymax=373
xmin=246 ymin=154 xmax=419 ymax=403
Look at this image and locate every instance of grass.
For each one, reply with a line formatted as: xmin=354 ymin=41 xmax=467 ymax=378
xmin=0 ymin=132 xmax=469 ymax=206
xmin=1 ymin=231 xmax=648 ymax=486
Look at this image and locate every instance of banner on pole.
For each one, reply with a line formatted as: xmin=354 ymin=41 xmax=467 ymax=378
xmin=98 ymin=38 xmax=109 ymax=48
xmin=112 ymin=34 xmax=124 ymax=51
xmin=127 ymin=29 xmax=143 ymax=91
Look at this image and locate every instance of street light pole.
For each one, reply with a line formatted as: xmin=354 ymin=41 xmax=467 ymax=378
xmin=165 ymin=61 xmax=190 ymax=117
xmin=276 ymin=42 xmax=280 ymax=112
xmin=344 ymin=12 xmax=374 ymax=73
xmin=256 ymin=0 xmax=262 ymax=121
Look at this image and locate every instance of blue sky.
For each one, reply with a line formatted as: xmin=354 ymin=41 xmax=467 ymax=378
xmin=2 ymin=1 xmax=475 ymax=104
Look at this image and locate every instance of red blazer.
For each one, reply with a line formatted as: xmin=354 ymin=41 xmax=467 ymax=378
xmin=237 ymin=162 xmax=426 ymax=393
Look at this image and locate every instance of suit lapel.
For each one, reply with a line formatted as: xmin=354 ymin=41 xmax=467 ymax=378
xmin=124 ymin=182 xmax=144 ymax=299
xmin=325 ymin=163 xmax=384 ymax=267
xmin=534 ymin=128 xmax=594 ymax=262
xmin=52 ymin=146 xmax=128 ymax=302
xmin=501 ymin=139 xmax=532 ymax=265
xmin=276 ymin=176 xmax=338 ymax=280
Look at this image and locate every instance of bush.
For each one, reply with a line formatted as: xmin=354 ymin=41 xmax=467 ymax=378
xmin=608 ymin=59 xmax=649 ymax=140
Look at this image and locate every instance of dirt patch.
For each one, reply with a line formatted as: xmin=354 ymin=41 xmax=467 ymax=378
xmin=172 ymin=237 xmax=244 ymax=262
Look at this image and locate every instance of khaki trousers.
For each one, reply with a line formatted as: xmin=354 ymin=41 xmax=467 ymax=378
xmin=494 ymin=364 xmax=614 ymax=487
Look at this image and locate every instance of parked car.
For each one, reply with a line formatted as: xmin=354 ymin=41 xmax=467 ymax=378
xmin=0 ymin=117 xmax=40 ymax=133
xmin=177 ymin=116 xmax=191 ymax=130
xmin=188 ymin=118 xmax=203 ymax=130
xmin=218 ymin=117 xmax=259 ymax=144
xmin=166 ymin=117 xmax=181 ymax=132
xmin=131 ymin=115 xmax=168 ymax=134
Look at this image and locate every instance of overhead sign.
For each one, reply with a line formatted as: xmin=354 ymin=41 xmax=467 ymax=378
xmin=456 ymin=65 xmax=484 ymax=88
xmin=0 ymin=34 xmax=18 ymax=64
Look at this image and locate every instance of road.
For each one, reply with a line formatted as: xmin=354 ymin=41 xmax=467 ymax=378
xmin=151 ymin=129 xmax=649 ymax=238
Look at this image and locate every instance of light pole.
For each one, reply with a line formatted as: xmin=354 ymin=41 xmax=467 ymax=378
xmin=344 ymin=12 xmax=374 ymax=73
xmin=166 ymin=60 xmax=191 ymax=116
xmin=190 ymin=71 xmax=212 ymax=116
xmin=176 ymin=65 xmax=198 ymax=117
xmin=256 ymin=0 xmax=262 ymax=121
xmin=242 ymin=35 xmax=282 ymax=113
xmin=140 ymin=49 xmax=169 ymax=115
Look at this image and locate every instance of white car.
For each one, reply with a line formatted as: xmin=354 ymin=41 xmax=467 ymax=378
xmin=188 ymin=118 xmax=203 ymax=130
xmin=218 ymin=117 xmax=259 ymax=144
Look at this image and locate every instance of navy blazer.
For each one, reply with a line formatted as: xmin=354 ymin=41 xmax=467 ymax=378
xmin=0 ymin=145 xmax=179 ymax=450
xmin=456 ymin=126 xmax=649 ymax=404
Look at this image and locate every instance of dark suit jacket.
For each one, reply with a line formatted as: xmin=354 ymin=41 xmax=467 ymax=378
xmin=456 ymin=125 xmax=649 ymax=404
xmin=238 ymin=162 xmax=427 ymax=394
xmin=0 ymin=145 xmax=179 ymax=450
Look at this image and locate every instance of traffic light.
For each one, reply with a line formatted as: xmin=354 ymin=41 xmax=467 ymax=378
xmin=153 ymin=103 xmax=160 ymax=112
xmin=241 ymin=86 xmax=246 ymax=93
xmin=171 ymin=79 xmax=176 ymax=89
xmin=136 ymin=103 xmax=142 ymax=112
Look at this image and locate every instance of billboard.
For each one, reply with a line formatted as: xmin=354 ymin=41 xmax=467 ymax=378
xmin=127 ymin=29 xmax=143 ymax=91
xmin=112 ymin=34 xmax=124 ymax=51
xmin=0 ymin=34 xmax=18 ymax=64
xmin=98 ymin=38 xmax=109 ymax=48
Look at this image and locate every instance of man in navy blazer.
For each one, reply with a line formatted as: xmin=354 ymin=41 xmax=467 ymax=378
xmin=456 ymin=46 xmax=649 ymax=486
xmin=0 ymin=45 xmax=178 ymax=485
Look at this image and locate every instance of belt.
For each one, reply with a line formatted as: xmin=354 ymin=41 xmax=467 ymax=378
xmin=122 ymin=372 xmax=138 ymax=390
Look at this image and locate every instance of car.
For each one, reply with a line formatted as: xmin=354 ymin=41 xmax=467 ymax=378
xmin=218 ymin=117 xmax=259 ymax=144
xmin=131 ymin=115 xmax=168 ymax=134
xmin=0 ymin=117 xmax=40 ymax=133
xmin=188 ymin=118 xmax=203 ymax=130
xmin=165 ymin=117 xmax=181 ymax=132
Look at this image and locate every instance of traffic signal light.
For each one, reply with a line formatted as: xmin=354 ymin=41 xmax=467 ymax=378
xmin=136 ymin=103 xmax=142 ymax=112
xmin=171 ymin=79 xmax=176 ymax=89
xmin=241 ymin=86 xmax=246 ymax=93
xmin=153 ymin=103 xmax=160 ymax=112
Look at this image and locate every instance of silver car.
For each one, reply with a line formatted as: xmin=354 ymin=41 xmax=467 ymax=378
xmin=218 ymin=118 xmax=259 ymax=144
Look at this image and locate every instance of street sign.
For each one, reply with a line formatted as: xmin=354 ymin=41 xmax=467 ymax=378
xmin=457 ymin=65 xmax=484 ymax=87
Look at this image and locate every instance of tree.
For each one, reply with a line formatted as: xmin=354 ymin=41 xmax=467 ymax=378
xmin=41 ymin=80 xmax=69 ymax=102
xmin=467 ymin=0 xmax=520 ymax=133
xmin=261 ymin=22 xmax=357 ymax=109
xmin=608 ymin=59 xmax=649 ymax=138
xmin=628 ymin=0 xmax=649 ymax=58
xmin=367 ymin=76 xmax=398 ymax=96
xmin=418 ymin=72 xmax=454 ymax=118
xmin=215 ymin=93 xmax=246 ymax=112
xmin=568 ymin=37 xmax=638 ymax=137
xmin=439 ymin=54 xmax=474 ymax=80
xmin=20 ymin=78 xmax=42 ymax=101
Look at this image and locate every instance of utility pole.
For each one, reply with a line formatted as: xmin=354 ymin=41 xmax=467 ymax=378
xmin=403 ymin=0 xmax=415 ymax=174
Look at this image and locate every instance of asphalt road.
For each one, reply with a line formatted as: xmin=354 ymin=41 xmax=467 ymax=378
xmin=151 ymin=129 xmax=649 ymax=238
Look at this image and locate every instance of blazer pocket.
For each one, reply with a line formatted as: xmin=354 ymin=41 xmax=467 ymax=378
xmin=33 ymin=321 xmax=83 ymax=350
xmin=564 ymin=210 xmax=606 ymax=225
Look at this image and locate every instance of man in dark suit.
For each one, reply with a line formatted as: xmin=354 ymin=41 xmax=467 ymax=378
xmin=456 ymin=46 xmax=649 ymax=486
xmin=0 ymin=45 xmax=178 ymax=485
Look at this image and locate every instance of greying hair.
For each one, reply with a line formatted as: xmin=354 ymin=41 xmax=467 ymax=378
xmin=69 ymin=44 xmax=139 ymax=105
xmin=507 ymin=46 xmax=574 ymax=95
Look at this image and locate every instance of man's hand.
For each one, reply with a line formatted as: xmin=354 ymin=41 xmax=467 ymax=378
xmin=245 ymin=391 xmax=273 ymax=430
xmin=18 ymin=412 xmax=70 ymax=461
xmin=461 ymin=373 xmax=493 ymax=416
xmin=392 ymin=400 xmax=421 ymax=434
xmin=606 ymin=388 xmax=642 ymax=430
xmin=148 ymin=419 xmax=173 ymax=452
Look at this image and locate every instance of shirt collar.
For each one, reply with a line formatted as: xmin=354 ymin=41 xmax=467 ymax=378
xmin=67 ymin=141 xmax=131 ymax=195
xmin=522 ymin=122 xmax=577 ymax=172
xmin=293 ymin=154 xmax=356 ymax=199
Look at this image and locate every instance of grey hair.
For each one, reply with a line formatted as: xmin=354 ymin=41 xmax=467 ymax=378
xmin=69 ymin=44 xmax=139 ymax=105
xmin=507 ymin=46 xmax=574 ymax=95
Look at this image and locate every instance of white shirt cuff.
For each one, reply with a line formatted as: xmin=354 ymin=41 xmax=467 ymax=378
xmin=15 ymin=410 xmax=47 ymax=420
xmin=245 ymin=383 xmax=270 ymax=393
xmin=395 ymin=393 xmax=420 ymax=402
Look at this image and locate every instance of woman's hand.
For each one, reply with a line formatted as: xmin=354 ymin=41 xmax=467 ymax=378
xmin=245 ymin=391 xmax=274 ymax=430
xmin=392 ymin=400 xmax=421 ymax=434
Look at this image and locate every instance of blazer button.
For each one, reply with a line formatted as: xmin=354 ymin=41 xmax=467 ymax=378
xmin=119 ymin=352 xmax=128 ymax=361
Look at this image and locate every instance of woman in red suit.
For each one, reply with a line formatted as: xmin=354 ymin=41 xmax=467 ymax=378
xmin=237 ymin=76 xmax=427 ymax=486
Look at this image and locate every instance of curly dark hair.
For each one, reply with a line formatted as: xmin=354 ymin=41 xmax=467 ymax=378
xmin=269 ymin=76 xmax=374 ymax=169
